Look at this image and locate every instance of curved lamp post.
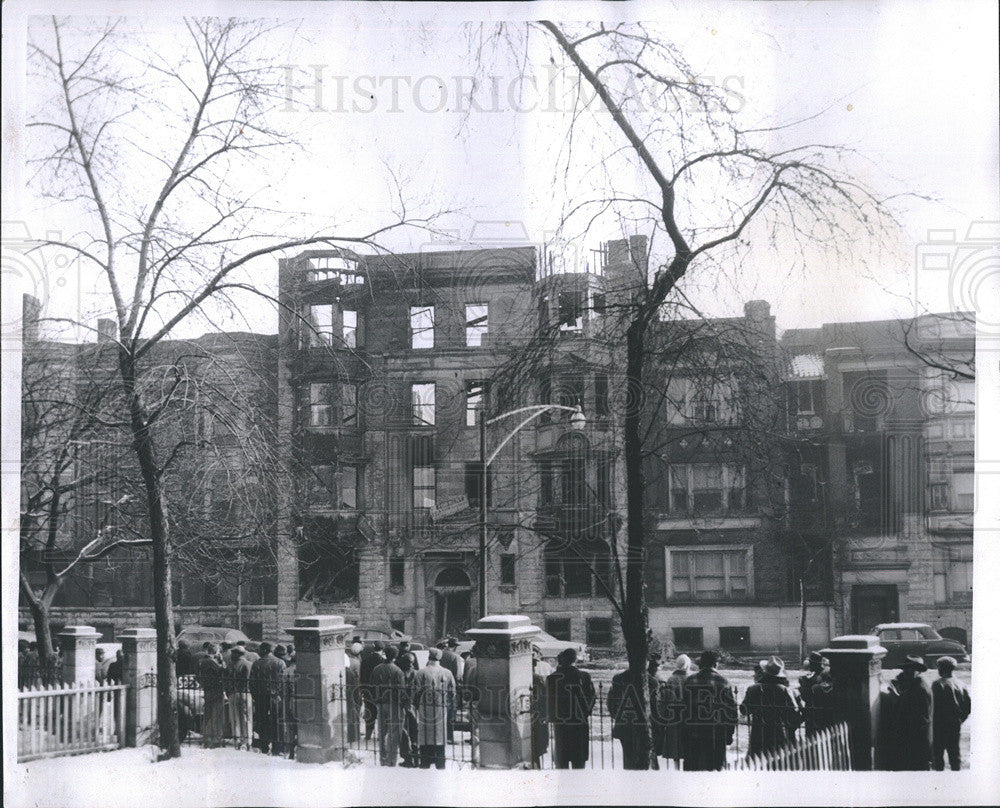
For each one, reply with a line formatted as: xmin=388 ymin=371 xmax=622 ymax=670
xmin=478 ymin=403 xmax=586 ymax=617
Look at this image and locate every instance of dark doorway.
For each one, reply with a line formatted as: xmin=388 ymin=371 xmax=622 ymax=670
xmin=851 ymin=584 xmax=899 ymax=633
xmin=433 ymin=567 xmax=473 ymax=640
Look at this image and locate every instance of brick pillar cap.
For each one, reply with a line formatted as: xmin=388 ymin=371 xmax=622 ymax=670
xmin=57 ymin=626 xmax=100 ymax=638
xmin=465 ymin=614 xmax=540 ymax=639
xmin=118 ymin=628 xmax=157 ymax=639
xmin=290 ymin=615 xmax=354 ymax=631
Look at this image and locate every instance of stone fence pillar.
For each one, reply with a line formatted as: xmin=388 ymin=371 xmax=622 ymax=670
xmin=820 ymin=634 xmax=886 ymax=771
xmin=464 ymin=614 xmax=540 ymax=769
xmin=119 ymin=628 xmax=157 ymax=747
xmin=288 ymin=614 xmax=354 ymax=763
xmin=58 ymin=625 xmax=100 ymax=684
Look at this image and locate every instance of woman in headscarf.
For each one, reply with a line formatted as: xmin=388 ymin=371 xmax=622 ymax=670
xmin=658 ymin=654 xmax=692 ymax=769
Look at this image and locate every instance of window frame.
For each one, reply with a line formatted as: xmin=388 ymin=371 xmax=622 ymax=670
xmin=466 ymin=381 xmax=486 ymax=427
xmin=666 ymin=463 xmax=747 ymax=514
xmin=465 ymin=303 xmax=489 ymax=347
xmin=412 ymin=465 xmax=436 ymax=510
xmin=665 ymin=544 xmax=754 ymax=601
xmin=411 ymin=382 xmax=436 ymax=426
xmin=410 ymin=305 xmax=435 ymax=350
xmin=308 ymin=382 xmax=335 ymax=427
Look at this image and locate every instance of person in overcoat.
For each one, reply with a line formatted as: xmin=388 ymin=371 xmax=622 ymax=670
xmin=658 ymin=654 xmax=691 ymax=768
xmin=681 ymin=650 xmax=736 ymax=771
xmin=439 ymin=638 xmax=462 ymax=743
xmin=411 ymin=647 xmax=456 ymax=769
xmin=249 ymin=642 xmax=287 ymax=755
xmin=546 ymin=648 xmax=596 ymax=769
xmin=931 ymin=656 xmax=970 ymax=771
xmin=197 ymin=644 xmax=227 ymax=748
xmin=395 ymin=651 xmax=420 ymax=767
xmin=228 ymin=646 xmax=254 ymax=750
xmin=740 ymin=656 xmax=802 ymax=759
xmin=345 ymin=641 xmax=362 ymax=744
xmin=878 ymin=655 xmax=933 ymax=770
xmin=530 ymin=646 xmax=552 ymax=768
xmin=359 ymin=641 xmax=385 ymax=742
xmin=798 ymin=652 xmax=835 ymax=737
xmin=607 ymin=662 xmax=660 ymax=770
xmin=371 ymin=646 xmax=408 ymax=766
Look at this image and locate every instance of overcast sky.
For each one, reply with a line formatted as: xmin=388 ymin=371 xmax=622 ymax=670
xmin=3 ymin=0 xmax=998 ymax=339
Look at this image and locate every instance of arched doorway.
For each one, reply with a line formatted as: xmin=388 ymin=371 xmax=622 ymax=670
xmin=433 ymin=567 xmax=473 ymax=640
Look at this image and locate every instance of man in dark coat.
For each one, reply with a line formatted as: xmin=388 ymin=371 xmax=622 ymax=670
xmin=174 ymin=640 xmax=194 ymax=677
xmin=798 ymin=651 xmax=835 ymax=736
xmin=879 ymin=655 xmax=933 ymax=770
xmin=931 ymin=656 xmax=970 ymax=771
xmin=398 ymin=640 xmax=420 ymax=671
xmin=530 ymin=645 xmax=552 ymax=768
xmin=607 ymin=658 xmax=661 ymax=769
xmin=359 ymin=641 xmax=385 ymax=742
xmin=740 ymin=656 xmax=801 ymax=759
xmin=546 ymin=648 xmax=596 ymax=769
xmin=250 ymin=642 xmax=287 ymax=754
xmin=439 ymin=638 xmax=462 ymax=743
xmin=197 ymin=643 xmax=226 ymax=748
xmin=682 ymin=650 xmax=737 ymax=771
xmin=371 ymin=646 xmax=408 ymax=766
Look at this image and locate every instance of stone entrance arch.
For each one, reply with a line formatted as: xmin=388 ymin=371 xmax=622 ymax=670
xmin=433 ymin=567 xmax=473 ymax=640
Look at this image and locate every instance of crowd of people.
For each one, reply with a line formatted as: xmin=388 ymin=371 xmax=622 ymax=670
xmin=594 ymin=649 xmax=970 ymax=771
xmin=20 ymin=631 xmax=970 ymax=772
xmin=175 ymin=638 xmax=297 ymax=755
xmin=346 ymin=636 xmax=464 ymax=769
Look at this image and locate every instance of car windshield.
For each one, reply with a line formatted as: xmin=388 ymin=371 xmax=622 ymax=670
xmin=534 ymin=631 xmax=563 ymax=643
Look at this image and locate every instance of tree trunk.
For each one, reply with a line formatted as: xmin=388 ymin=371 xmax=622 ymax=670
xmin=622 ymin=321 xmax=654 ymax=769
xmin=30 ymin=596 xmax=55 ymax=666
xmin=120 ymin=349 xmax=181 ymax=759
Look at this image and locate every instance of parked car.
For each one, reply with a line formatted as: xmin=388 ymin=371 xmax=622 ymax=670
xmin=349 ymin=627 xmax=429 ymax=667
xmin=871 ymin=622 xmax=970 ymax=668
xmin=176 ymin=625 xmax=250 ymax=649
xmin=453 ymin=630 xmax=589 ymax=668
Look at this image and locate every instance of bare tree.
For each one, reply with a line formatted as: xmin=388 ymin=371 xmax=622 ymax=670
xmin=19 ymin=329 xmax=147 ymax=670
xmin=27 ymin=17 xmax=434 ymax=757
xmin=470 ymin=21 xmax=900 ymax=767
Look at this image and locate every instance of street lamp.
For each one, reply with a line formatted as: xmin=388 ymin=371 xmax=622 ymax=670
xmin=478 ymin=403 xmax=586 ymax=617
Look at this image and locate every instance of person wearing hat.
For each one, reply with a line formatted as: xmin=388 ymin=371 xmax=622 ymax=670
xmin=360 ymin=641 xmax=385 ymax=742
xmin=608 ymin=656 xmax=662 ymax=769
xmin=798 ymin=652 xmax=834 ymax=737
xmin=681 ymin=650 xmax=737 ymax=771
xmin=250 ymin=642 xmax=287 ymax=754
xmin=530 ymin=645 xmax=552 ymax=768
xmin=931 ymin=656 xmax=970 ymax=770
xmin=877 ymin=655 xmax=933 ymax=770
xmin=411 ymin=646 xmax=456 ymax=769
xmin=657 ymin=654 xmax=691 ymax=769
xmin=740 ymin=656 xmax=801 ymax=759
xmin=439 ymin=638 xmax=462 ymax=743
xmin=546 ymin=648 xmax=596 ymax=769
xmin=344 ymin=639 xmax=362 ymax=744
xmin=371 ymin=646 xmax=408 ymax=766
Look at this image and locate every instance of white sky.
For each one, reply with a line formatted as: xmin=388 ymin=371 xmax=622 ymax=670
xmin=2 ymin=0 xmax=998 ymax=338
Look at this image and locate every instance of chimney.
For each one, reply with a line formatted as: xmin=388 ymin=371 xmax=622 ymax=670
xmin=22 ymin=294 xmax=41 ymax=343
xmin=744 ymin=299 xmax=770 ymax=321
xmin=97 ymin=318 xmax=117 ymax=343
